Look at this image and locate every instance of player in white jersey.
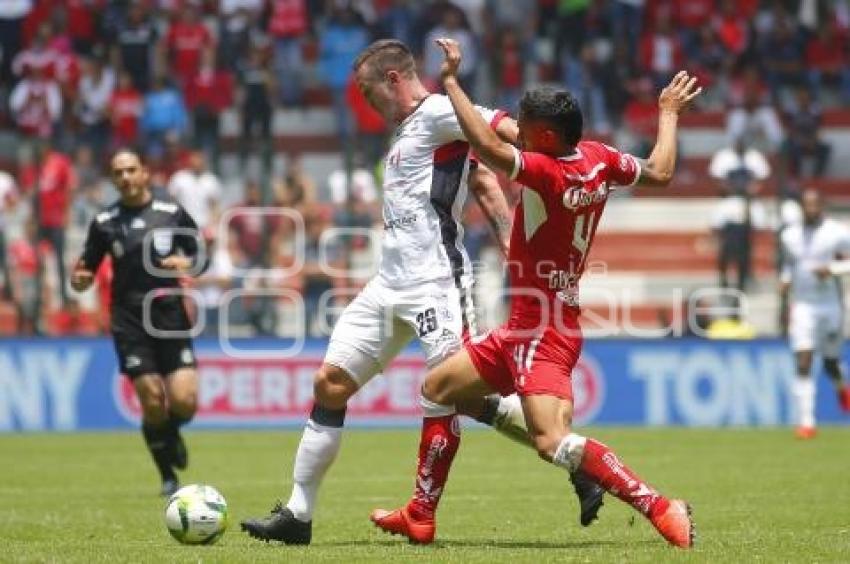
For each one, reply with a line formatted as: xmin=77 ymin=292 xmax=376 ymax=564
xmin=240 ymin=40 xmax=604 ymax=544
xmin=780 ymin=189 xmax=850 ymax=439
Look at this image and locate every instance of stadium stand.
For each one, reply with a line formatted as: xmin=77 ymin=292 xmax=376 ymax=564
xmin=1 ymin=0 xmax=849 ymax=337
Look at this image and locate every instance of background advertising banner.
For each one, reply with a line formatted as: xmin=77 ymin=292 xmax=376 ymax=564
xmin=0 ymin=338 xmax=845 ymax=431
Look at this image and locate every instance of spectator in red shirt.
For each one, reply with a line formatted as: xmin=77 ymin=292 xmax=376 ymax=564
xmin=674 ymin=0 xmax=714 ymax=57
xmin=184 ymin=50 xmax=234 ymax=164
xmin=109 ymin=71 xmax=143 ymax=148
xmin=639 ymin=8 xmax=683 ymax=89
xmin=491 ymin=26 xmax=525 ymax=114
xmin=13 ymin=22 xmax=60 ymax=78
xmin=714 ymin=0 xmax=748 ymax=56
xmin=269 ymin=0 xmax=309 ymax=106
xmin=806 ymin=24 xmax=850 ymax=103
xmin=165 ymin=4 xmax=213 ymax=86
xmin=19 ymin=140 xmax=77 ymax=307
xmin=228 ymin=180 xmax=270 ymax=267
xmin=623 ymin=78 xmax=659 ymax=156
xmin=346 ymin=74 xmax=386 ymax=169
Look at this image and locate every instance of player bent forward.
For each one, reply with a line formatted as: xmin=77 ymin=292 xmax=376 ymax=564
xmin=370 ymin=39 xmax=701 ymax=548
xmin=240 ymin=39 xmax=604 ymax=546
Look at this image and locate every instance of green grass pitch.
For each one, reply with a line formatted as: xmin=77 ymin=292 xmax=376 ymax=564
xmin=1 ymin=428 xmax=849 ymax=563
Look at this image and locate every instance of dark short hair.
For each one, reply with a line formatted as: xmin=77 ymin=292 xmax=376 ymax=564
xmin=110 ymin=147 xmax=145 ymax=168
xmin=353 ymin=39 xmax=416 ymax=80
xmin=519 ymin=87 xmax=583 ymax=147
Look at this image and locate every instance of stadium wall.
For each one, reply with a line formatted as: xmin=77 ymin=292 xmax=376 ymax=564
xmin=0 ymin=338 xmax=845 ymax=432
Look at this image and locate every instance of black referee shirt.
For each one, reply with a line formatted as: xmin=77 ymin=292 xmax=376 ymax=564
xmin=79 ymin=197 xmax=205 ymax=308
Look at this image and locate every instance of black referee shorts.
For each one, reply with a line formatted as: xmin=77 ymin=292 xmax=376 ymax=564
xmin=112 ymin=297 xmax=197 ymax=380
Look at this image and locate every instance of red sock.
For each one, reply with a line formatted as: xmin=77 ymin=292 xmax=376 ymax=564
xmin=580 ymin=438 xmax=669 ymax=519
xmin=406 ymin=415 xmax=461 ymax=521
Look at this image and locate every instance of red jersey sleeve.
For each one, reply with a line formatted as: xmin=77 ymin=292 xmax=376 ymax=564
xmin=509 ymin=149 xmax=563 ymax=194
xmin=602 ymin=144 xmax=641 ymax=188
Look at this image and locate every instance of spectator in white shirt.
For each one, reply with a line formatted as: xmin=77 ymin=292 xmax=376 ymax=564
xmin=168 ymin=150 xmax=222 ymax=230
xmin=424 ymin=6 xmax=477 ymax=93
xmin=726 ymin=88 xmax=784 ymax=154
xmin=9 ymin=66 xmax=62 ymax=139
xmin=710 ymin=137 xmax=771 ymax=292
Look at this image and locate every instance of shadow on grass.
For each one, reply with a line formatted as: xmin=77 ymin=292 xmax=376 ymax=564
xmin=318 ymin=538 xmax=653 ymax=550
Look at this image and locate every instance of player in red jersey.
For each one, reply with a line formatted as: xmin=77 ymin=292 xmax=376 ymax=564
xmin=371 ymin=39 xmax=702 ymax=548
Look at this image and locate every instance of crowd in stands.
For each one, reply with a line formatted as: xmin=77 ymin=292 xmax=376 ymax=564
xmin=0 ymin=0 xmax=848 ymax=336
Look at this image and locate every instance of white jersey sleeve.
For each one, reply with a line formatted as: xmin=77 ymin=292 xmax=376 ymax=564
xmin=429 ymin=94 xmax=506 ymax=144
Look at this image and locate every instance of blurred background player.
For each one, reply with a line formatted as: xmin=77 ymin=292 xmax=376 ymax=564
xmin=71 ymin=149 xmax=205 ymax=495
xmin=780 ymin=189 xmax=850 ymax=439
xmin=370 ymin=39 xmax=700 ymax=548
xmin=240 ymin=39 xmax=602 ymax=546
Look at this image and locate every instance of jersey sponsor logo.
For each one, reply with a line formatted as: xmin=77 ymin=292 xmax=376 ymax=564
xmin=562 ymin=184 xmax=610 ymax=210
xmin=152 ymin=229 xmax=173 ymax=255
xmin=383 ymin=215 xmax=418 ymax=230
xmin=125 ymin=355 xmax=141 ymax=369
xmin=152 ymin=200 xmax=178 ymax=214
xmin=130 ymin=217 xmax=146 ymax=229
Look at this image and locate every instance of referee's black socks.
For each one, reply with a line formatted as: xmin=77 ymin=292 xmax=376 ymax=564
xmin=142 ymin=423 xmax=177 ymax=483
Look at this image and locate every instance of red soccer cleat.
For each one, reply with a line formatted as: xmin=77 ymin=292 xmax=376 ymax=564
xmin=649 ymin=499 xmax=694 ymax=549
xmin=795 ymin=426 xmax=817 ymax=440
xmin=370 ymin=506 xmax=435 ymax=545
xmin=838 ymin=386 xmax=850 ymax=412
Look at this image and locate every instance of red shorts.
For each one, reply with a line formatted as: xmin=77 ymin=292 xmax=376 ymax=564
xmin=466 ymin=320 xmax=583 ymax=401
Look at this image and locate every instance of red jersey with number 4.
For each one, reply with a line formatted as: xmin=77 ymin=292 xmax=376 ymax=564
xmin=507 ymin=140 xmax=640 ymax=319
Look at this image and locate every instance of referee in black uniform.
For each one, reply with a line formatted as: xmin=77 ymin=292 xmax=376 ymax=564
xmin=71 ymin=149 xmax=206 ymax=496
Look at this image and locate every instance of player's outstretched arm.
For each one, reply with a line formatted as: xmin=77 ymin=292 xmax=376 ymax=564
xmin=436 ymin=38 xmax=516 ymax=175
xmin=637 ymin=71 xmax=702 ymax=187
xmin=469 ymin=163 xmax=512 ymax=257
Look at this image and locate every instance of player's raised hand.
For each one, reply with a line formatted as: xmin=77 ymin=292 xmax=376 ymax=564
xmin=70 ymin=262 xmax=94 ymax=292
xmin=435 ymin=38 xmax=462 ymax=82
xmin=658 ymin=71 xmax=702 ymax=114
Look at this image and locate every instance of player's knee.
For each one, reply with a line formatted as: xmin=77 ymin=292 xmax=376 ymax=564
xmin=170 ymin=390 xmax=198 ymax=419
xmin=313 ymin=365 xmax=356 ymax=409
xmin=138 ymin=387 xmax=168 ymax=424
xmin=531 ymin=433 xmax=562 ymax=463
xmin=421 ymin=374 xmax=452 ymax=405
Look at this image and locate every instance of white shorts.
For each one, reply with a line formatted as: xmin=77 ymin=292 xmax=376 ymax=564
xmin=789 ymin=301 xmax=844 ymax=358
xmin=324 ymin=276 xmax=477 ymax=387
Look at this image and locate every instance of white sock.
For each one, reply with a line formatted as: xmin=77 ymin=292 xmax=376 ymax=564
xmin=793 ymin=377 xmax=816 ymax=428
xmin=552 ymin=433 xmax=587 ymax=473
xmin=492 ymin=394 xmax=532 ymax=447
xmin=285 ymin=419 xmax=343 ymax=521
xmin=420 ymin=394 xmax=456 ymax=417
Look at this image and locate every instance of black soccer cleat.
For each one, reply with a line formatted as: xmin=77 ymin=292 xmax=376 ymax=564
xmin=160 ymin=478 xmax=180 ymax=497
xmin=570 ymin=470 xmax=605 ymax=526
xmin=170 ymin=431 xmax=188 ymax=471
xmin=240 ymin=502 xmax=312 ymax=545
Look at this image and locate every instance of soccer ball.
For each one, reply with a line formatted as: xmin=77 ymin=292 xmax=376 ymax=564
xmin=164 ymin=484 xmax=228 ymax=545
